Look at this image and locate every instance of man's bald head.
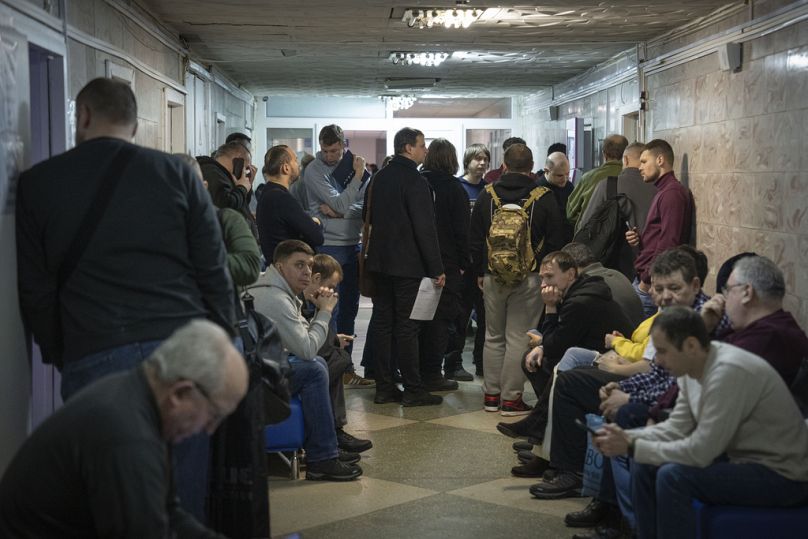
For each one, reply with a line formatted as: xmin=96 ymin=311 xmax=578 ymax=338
xmin=503 ymin=143 xmax=534 ymax=174
xmin=623 ymin=142 xmax=645 ymax=169
xmin=602 ymin=134 xmax=629 ymax=161
xmin=544 ymin=152 xmax=570 ymax=187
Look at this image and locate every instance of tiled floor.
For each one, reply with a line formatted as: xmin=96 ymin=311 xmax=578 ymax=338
xmin=269 ymin=298 xmax=588 ymax=539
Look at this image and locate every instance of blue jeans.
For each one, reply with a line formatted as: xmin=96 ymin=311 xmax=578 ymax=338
xmin=61 ymin=340 xmax=163 ymax=401
xmin=288 ymin=355 xmax=338 ymax=463
xmin=61 ymin=340 xmax=210 ymax=522
xmin=557 ymin=347 xmax=598 ymax=372
xmin=632 ymin=461 xmax=808 ymax=539
xmin=633 ymin=277 xmax=658 ymax=319
xmin=316 ymin=244 xmax=360 ymax=357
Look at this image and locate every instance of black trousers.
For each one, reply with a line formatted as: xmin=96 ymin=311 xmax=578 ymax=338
xmin=371 ymin=273 xmax=424 ymax=394
xmin=550 ymin=367 xmax=624 ymax=473
xmin=447 ymin=270 xmax=485 ymax=369
xmin=323 ymin=349 xmax=351 ymax=428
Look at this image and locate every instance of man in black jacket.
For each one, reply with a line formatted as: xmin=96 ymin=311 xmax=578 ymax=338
xmin=256 ymin=145 xmax=324 ymax=260
xmin=469 ymin=143 xmax=565 ymax=416
xmin=15 ymin=78 xmax=234 ymax=521
xmin=198 ymin=141 xmax=258 ymax=239
xmin=0 ymin=321 xmax=246 ymax=539
xmin=497 ymin=251 xmax=633 ymax=442
xmin=365 ymin=127 xmax=446 ymax=407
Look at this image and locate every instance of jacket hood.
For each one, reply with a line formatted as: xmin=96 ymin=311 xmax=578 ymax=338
xmin=564 ymin=274 xmax=613 ymax=303
xmin=197 ymin=155 xmax=231 ymax=181
xmin=267 ymin=265 xmax=300 ymax=304
xmin=493 ymin=172 xmax=541 ymax=199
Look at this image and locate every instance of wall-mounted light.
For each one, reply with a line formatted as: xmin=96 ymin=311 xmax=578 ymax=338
xmin=402 ymin=8 xmax=483 ymax=29
xmin=379 ymin=95 xmax=418 ymax=111
xmin=390 ymin=52 xmax=450 ymax=67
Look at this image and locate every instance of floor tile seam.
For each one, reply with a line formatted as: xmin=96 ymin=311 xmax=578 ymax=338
xmin=270 ymin=490 xmax=445 ymax=536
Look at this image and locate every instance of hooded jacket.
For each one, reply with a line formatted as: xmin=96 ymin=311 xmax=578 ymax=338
xmin=198 ymin=156 xmax=258 ymax=239
xmin=540 ymin=273 xmax=635 ymax=360
xmin=469 ymin=172 xmax=565 ymax=277
xmin=302 ymin=151 xmax=366 ymax=245
xmin=260 ymin=265 xmax=330 ymax=360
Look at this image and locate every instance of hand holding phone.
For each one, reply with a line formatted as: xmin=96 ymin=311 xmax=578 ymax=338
xmin=574 ymin=418 xmax=601 ymax=436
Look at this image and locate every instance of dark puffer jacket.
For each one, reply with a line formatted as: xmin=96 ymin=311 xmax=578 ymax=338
xmin=540 ymin=273 xmax=634 ymax=361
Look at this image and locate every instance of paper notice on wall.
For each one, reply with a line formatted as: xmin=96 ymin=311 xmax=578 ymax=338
xmin=409 ymin=277 xmax=443 ymax=321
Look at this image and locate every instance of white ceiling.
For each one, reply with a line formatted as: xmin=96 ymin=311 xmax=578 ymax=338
xmin=142 ymin=1 xmax=740 ymax=98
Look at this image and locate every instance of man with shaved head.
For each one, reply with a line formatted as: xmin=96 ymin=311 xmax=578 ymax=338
xmin=578 ymin=141 xmax=656 ymax=278
xmin=538 ymin=151 xmax=574 ymax=243
xmin=567 ymin=134 xmax=629 ymax=231
xmin=469 ymin=143 xmax=565 ymax=415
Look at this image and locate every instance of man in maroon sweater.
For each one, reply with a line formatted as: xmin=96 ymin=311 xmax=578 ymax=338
xmin=702 ymin=254 xmax=808 ymax=385
xmin=626 ymin=139 xmax=695 ymax=317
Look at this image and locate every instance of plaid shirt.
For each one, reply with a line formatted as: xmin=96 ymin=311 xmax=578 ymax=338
xmin=619 ymin=291 xmax=727 ymax=404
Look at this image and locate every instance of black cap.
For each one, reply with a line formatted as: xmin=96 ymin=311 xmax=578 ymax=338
xmin=716 ymin=252 xmax=757 ymax=293
xmin=225 ymin=132 xmax=251 ymax=144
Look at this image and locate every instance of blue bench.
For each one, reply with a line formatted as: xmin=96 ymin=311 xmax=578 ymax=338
xmin=264 ymin=395 xmax=305 ymax=479
xmin=693 ymin=499 xmax=808 ymax=538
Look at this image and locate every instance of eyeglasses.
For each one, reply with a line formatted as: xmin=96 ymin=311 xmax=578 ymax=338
xmin=722 ymin=282 xmax=747 ymax=295
xmin=192 ymin=381 xmax=224 ymax=425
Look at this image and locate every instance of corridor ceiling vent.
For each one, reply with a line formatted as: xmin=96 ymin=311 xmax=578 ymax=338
xmin=390 ymin=52 xmax=450 ymax=67
xmin=402 ymin=7 xmax=485 ymax=29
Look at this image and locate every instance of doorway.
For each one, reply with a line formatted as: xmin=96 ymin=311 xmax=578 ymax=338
xmin=28 ymin=43 xmax=67 ymax=428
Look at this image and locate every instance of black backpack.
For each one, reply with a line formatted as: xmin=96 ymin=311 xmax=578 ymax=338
xmin=573 ymin=177 xmax=634 ymax=265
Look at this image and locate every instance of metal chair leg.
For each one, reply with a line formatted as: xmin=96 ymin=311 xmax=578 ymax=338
xmin=290 ymin=451 xmax=300 ymax=479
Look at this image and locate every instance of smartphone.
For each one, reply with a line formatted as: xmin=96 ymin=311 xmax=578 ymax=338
xmin=527 ymin=329 xmax=543 ymax=338
xmin=574 ymin=418 xmax=601 ymax=436
xmin=232 ymin=157 xmax=245 ymax=179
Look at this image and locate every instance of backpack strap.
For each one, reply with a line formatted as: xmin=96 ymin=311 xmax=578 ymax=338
xmin=606 ymin=176 xmax=618 ymax=199
xmin=485 ymin=183 xmax=501 ymax=208
xmin=58 ymin=145 xmax=138 ymax=290
xmin=522 ymin=186 xmax=550 ymax=211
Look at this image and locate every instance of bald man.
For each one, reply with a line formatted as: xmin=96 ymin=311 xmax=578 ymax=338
xmin=538 ymin=151 xmax=574 ymax=243
xmin=0 ymin=320 xmax=247 ymax=538
xmin=577 ymin=141 xmax=656 ymax=278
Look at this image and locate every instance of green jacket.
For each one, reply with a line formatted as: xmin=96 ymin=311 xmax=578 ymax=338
xmin=219 ymin=208 xmax=261 ymax=287
xmin=566 ymin=160 xmax=623 ymax=232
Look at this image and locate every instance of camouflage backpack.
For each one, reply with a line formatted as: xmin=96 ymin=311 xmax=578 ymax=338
xmin=485 ymin=184 xmax=550 ymax=286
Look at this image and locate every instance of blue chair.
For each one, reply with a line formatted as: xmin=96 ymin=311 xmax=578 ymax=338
xmin=265 ymin=395 xmax=305 ymax=479
xmin=692 ymin=499 xmax=808 ymax=538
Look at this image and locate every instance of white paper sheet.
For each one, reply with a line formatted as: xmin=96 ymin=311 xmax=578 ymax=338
xmin=409 ymin=277 xmax=443 ymax=321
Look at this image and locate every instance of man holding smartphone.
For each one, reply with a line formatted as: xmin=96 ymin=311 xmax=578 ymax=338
xmin=198 ymin=140 xmax=259 ymax=239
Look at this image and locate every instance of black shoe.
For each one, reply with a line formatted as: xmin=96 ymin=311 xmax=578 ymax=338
xmin=402 ymin=391 xmax=443 ymax=407
xmin=445 ymin=367 xmax=474 ymax=381
xmin=572 ymin=525 xmax=627 ymax=539
xmin=511 ymin=455 xmax=551 ymax=478
xmin=306 ymin=458 xmax=362 ymax=481
xmin=338 ymin=449 xmax=361 ymax=465
xmin=529 ymin=471 xmax=583 ymax=500
xmin=374 ymin=388 xmax=404 ymax=404
xmin=517 ymin=449 xmax=537 ymax=464
xmin=565 ymin=498 xmax=611 ymax=528
xmin=497 ymin=421 xmax=532 ymax=439
xmin=423 ymin=376 xmax=459 ymax=392
xmin=336 ymin=428 xmax=373 ymax=453
xmin=513 ymin=440 xmax=534 ymax=452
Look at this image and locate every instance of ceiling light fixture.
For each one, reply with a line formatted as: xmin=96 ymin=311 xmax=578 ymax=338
xmin=402 ymin=7 xmax=483 ymax=29
xmin=379 ymin=95 xmax=418 ymax=111
xmin=390 ymin=52 xmax=450 ymax=67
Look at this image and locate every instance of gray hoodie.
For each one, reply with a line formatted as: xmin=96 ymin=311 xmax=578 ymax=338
xmin=256 ymin=265 xmax=331 ymax=360
xmin=302 ymin=151 xmax=367 ymax=245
